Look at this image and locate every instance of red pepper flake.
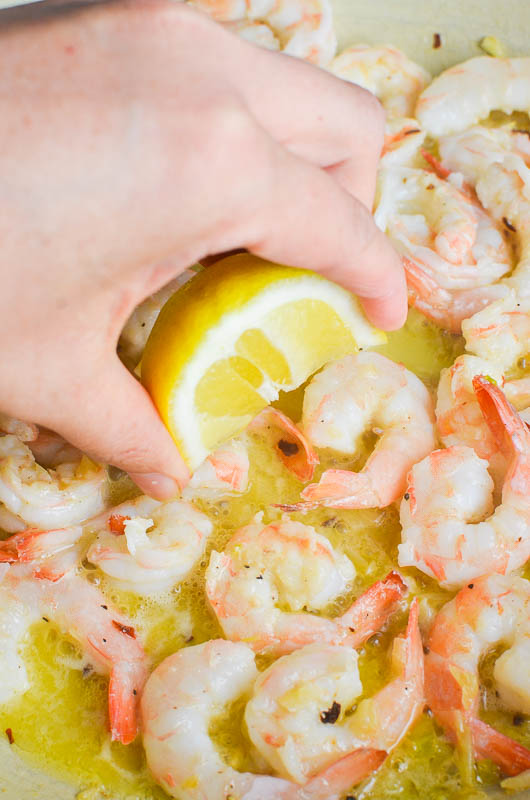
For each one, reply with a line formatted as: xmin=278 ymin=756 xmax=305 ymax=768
xmin=433 ymin=32 xmax=442 ymax=48
xmin=108 ymin=514 xmax=130 ymax=535
xmin=6 ymin=728 xmax=14 ymax=744
xmin=112 ymin=620 xmax=136 ymax=638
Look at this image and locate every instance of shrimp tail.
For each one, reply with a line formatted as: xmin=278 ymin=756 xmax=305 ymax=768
xmin=302 ymin=749 xmax=387 ymax=799
xmin=249 ymin=407 xmax=319 ymax=482
xmin=339 ymin=571 xmax=407 ymax=645
xmin=295 ymin=465 xmax=401 ymax=509
xmin=470 ymin=717 xmax=530 ymax=776
xmin=109 ymin=661 xmax=146 ymax=745
xmin=473 ymin=375 xmax=530 ymax=456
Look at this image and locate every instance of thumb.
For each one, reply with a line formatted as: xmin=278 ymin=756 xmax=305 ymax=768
xmin=51 ymin=359 xmax=190 ymax=500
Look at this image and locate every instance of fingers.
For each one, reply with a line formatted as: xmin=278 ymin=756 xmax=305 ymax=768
xmin=43 ymin=359 xmax=190 ymax=499
xmin=238 ymin=43 xmax=386 ymax=209
xmin=231 ymin=124 xmax=406 ymax=330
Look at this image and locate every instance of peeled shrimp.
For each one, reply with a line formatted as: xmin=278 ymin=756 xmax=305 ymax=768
xmin=425 ymin=574 xmax=530 ymax=776
xmin=0 ymin=413 xmax=37 ymax=442
xmin=182 ymin=439 xmax=249 ymax=498
xmin=462 ymin=289 xmax=530 ymax=372
xmin=375 ymin=167 xmax=511 ymax=332
xmin=206 ymin=516 xmax=406 ymax=655
xmin=416 ymin=56 xmax=530 ymax=137
xmin=0 ymin=435 xmax=108 ymax=530
xmin=0 ymin=551 xmax=148 ymax=744
xmin=380 ymin=118 xmax=426 ymax=169
xmin=86 ymin=495 xmax=213 ymax=595
xmin=189 ymin=0 xmax=337 ymax=66
xmin=330 ymin=44 xmax=430 ymax=119
xmin=222 ymin=19 xmax=280 ymax=50
xmin=141 ymin=638 xmax=390 ymax=800
xmin=399 ymin=376 xmax=530 ymax=589
xmin=245 ymin=601 xmax=423 ymax=783
xmin=284 ymin=352 xmax=435 ymax=510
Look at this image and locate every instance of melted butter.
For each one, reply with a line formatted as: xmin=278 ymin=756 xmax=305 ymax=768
xmin=1 ymin=310 xmax=527 ymax=799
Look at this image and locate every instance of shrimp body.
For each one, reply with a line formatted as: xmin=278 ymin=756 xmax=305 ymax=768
xmin=381 ymin=118 xmax=426 ymax=169
xmin=0 ymin=435 xmax=107 ymax=530
xmin=182 ymin=439 xmax=249 ymax=498
xmin=330 ymin=45 xmax=430 ymax=119
xmin=463 ymin=289 xmax=530 ymax=372
xmin=416 ymin=56 xmax=530 ymax=137
xmin=222 ymin=19 xmax=279 ymax=50
xmin=189 ymin=0 xmax=336 ymax=66
xmin=425 ymin=574 xmax=530 ymax=775
xmin=141 ymin=638 xmax=390 ymax=800
xmin=0 ymin=413 xmax=37 ymax=442
xmin=0 ymin=557 xmax=148 ymax=744
xmin=86 ymin=496 xmax=212 ymax=595
xmin=206 ymin=517 xmax=406 ymax=655
xmin=292 ymin=352 xmax=435 ymax=509
xmin=245 ymin=601 xmax=423 ymax=784
xmin=399 ymin=377 xmax=530 ymax=589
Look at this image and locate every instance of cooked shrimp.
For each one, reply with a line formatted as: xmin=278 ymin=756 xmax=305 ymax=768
xmin=437 ymin=125 xmax=517 ymax=188
xmin=462 ymin=289 xmax=530 ymax=372
xmin=190 ymin=0 xmax=336 ymax=66
xmin=222 ymin=19 xmax=280 ymax=50
xmin=380 ymin=118 xmax=426 ymax=168
xmin=399 ymin=376 xmax=530 ymax=589
xmin=375 ymin=166 xmax=512 ymax=332
xmin=141 ymin=638 xmax=388 ymax=800
xmin=0 ymin=524 xmax=83 ymax=564
xmin=245 ymin=600 xmax=423 ymax=783
xmin=27 ymin=428 xmax=83 ymax=469
xmin=330 ymin=44 xmax=430 ymax=119
xmin=118 ymin=270 xmax=196 ymax=368
xmin=283 ymin=352 xmax=435 ymax=510
xmin=0 ymin=412 xmax=37 ymax=442
xmin=182 ymin=439 xmax=249 ymax=498
xmin=0 ymin=557 xmax=148 ymax=744
xmin=249 ymin=406 xmax=319 ymax=482
xmin=86 ymin=495 xmax=212 ymax=595
xmin=436 ymin=355 xmax=512 ymax=483
xmin=206 ymin=516 xmax=407 ymax=655
xmin=0 ymin=435 xmax=108 ymax=530
xmin=416 ymin=56 xmax=530 ymax=137
xmin=424 ymin=574 xmax=530 ymax=776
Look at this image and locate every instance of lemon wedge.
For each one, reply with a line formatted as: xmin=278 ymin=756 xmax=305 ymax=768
xmin=142 ymin=254 xmax=384 ymax=470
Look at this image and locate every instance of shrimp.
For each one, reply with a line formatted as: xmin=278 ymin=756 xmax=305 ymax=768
xmin=86 ymin=495 xmax=212 ymax=595
xmin=249 ymin=406 xmax=319 ymax=482
xmin=424 ymin=574 xmax=530 ymax=776
xmin=415 ymin=56 xmax=530 ymax=137
xmin=435 ymin=354 xmax=519 ymax=484
xmin=380 ymin=118 xmax=426 ymax=168
xmin=222 ymin=19 xmax=280 ymax=50
xmin=245 ymin=600 xmax=423 ymax=783
xmin=27 ymin=428 xmax=83 ymax=469
xmin=283 ymin=352 xmax=435 ymax=510
xmin=0 ymin=412 xmax=37 ymax=442
xmin=118 ymin=270 xmax=197 ymax=369
xmin=182 ymin=439 xmax=250 ymax=498
xmin=0 ymin=435 xmax=108 ymax=530
xmin=399 ymin=376 xmax=530 ymax=589
xmin=462 ymin=289 xmax=530 ymax=372
xmin=141 ymin=638 xmax=389 ymax=800
xmin=330 ymin=44 xmax=430 ymax=119
xmin=206 ymin=516 xmax=407 ymax=655
xmin=0 ymin=553 xmax=148 ymax=744
xmin=189 ymin=0 xmax=336 ymax=66
xmin=375 ymin=167 xmax=512 ymax=332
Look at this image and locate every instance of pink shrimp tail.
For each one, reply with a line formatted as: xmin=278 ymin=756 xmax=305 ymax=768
xmin=109 ymin=661 xmax=147 ymax=745
xmin=473 ymin=375 xmax=530 ymax=457
xmin=340 ymin=571 xmax=408 ymax=645
xmin=249 ymin=407 xmax=319 ymax=482
xmin=470 ymin=717 xmax=530 ymax=776
xmin=298 ymin=469 xmax=383 ymax=509
xmin=303 ymin=748 xmax=387 ymax=799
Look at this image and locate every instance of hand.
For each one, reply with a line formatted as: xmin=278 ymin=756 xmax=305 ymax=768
xmin=0 ymin=0 xmax=405 ymax=498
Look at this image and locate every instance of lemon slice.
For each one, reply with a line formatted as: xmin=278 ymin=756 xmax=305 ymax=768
xmin=142 ymin=254 xmax=385 ymax=470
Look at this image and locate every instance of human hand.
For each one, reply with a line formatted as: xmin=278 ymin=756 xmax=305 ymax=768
xmin=0 ymin=0 xmax=405 ymax=498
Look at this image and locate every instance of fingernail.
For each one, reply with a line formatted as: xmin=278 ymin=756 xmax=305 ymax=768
xmin=129 ymin=472 xmax=181 ymax=500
